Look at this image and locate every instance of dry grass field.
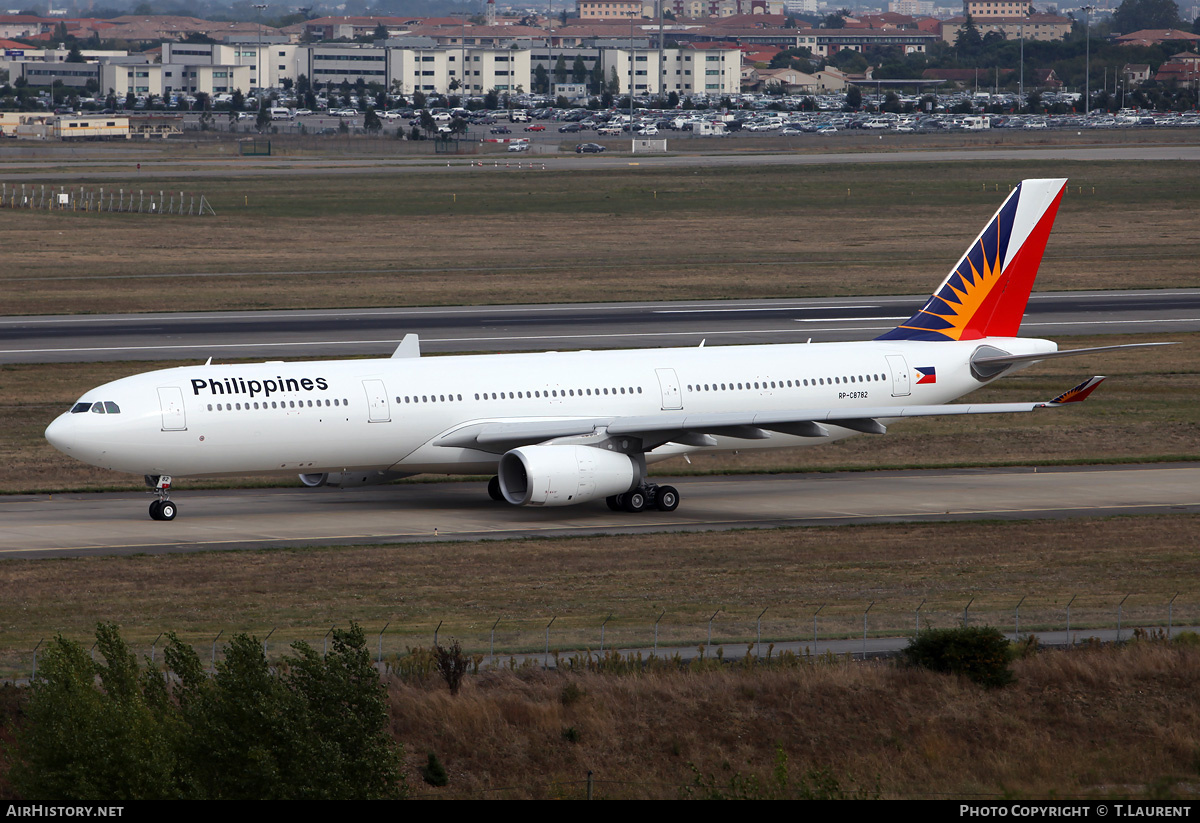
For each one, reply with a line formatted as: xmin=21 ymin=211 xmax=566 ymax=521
xmin=1 ymin=158 xmax=1197 ymax=316
xmin=386 ymin=640 xmax=1200 ymax=799
xmin=2 ymin=514 xmax=1197 ymax=675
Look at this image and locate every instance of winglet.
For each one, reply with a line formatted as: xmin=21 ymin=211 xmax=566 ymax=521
xmin=1048 ymin=376 xmax=1106 ymax=405
xmin=392 ymin=334 xmax=420 ymax=359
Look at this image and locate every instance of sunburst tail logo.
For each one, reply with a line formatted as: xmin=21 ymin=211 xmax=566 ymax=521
xmin=878 ymin=179 xmax=1068 ymax=342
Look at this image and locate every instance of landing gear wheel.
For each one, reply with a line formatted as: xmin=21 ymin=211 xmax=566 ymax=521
xmin=655 ymin=485 xmax=680 ymax=512
xmin=149 ymin=500 xmax=163 ymax=520
xmin=487 ymin=475 xmax=504 ymax=502
xmin=158 ymin=500 xmax=177 ymax=521
xmin=623 ymin=490 xmax=647 ymax=513
xmin=606 ymin=495 xmax=622 ymax=511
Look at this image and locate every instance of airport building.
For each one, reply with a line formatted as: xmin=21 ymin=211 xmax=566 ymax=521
xmin=531 ymin=45 xmax=739 ymax=95
xmin=0 ymin=111 xmax=129 ymax=139
xmin=296 ymin=43 xmax=532 ymax=95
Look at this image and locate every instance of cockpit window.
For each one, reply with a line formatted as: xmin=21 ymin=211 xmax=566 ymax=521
xmin=71 ymin=402 xmax=91 ymax=414
xmin=104 ymin=402 xmax=120 ymax=414
xmin=91 ymin=402 xmax=106 ymax=414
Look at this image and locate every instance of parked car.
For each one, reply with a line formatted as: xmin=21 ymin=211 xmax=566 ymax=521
xmin=524 ymin=124 xmax=546 ymax=131
xmin=507 ymin=140 xmax=530 ymax=152
xmin=558 ymin=123 xmax=581 ymax=133
xmin=575 ymin=142 xmax=607 ymax=153
xmin=490 ymin=126 xmax=511 ymax=134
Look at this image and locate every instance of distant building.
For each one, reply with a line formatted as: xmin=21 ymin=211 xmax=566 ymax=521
xmin=1114 ymin=29 xmax=1200 ymax=47
xmin=942 ymin=13 xmax=1070 ymax=43
xmin=889 ymin=0 xmax=935 ymax=14
xmin=1123 ymin=63 xmax=1150 ymax=85
xmin=1154 ymin=51 xmax=1200 ymax=87
xmin=963 ymin=1 xmax=1032 ymax=19
xmin=577 ymin=1 xmax=645 ymax=20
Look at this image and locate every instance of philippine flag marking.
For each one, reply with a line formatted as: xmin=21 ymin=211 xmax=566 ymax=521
xmin=916 ymin=366 xmax=937 ymax=385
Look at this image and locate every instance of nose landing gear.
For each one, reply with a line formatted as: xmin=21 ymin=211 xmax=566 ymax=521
xmin=146 ymin=475 xmax=177 ymax=521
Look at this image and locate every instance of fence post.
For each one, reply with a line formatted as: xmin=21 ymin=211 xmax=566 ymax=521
xmin=1014 ymin=595 xmax=1026 ymax=640
xmin=653 ymin=609 xmax=665 ymax=654
xmin=963 ymin=597 xmax=974 ymax=628
xmin=263 ymin=627 xmax=276 ymax=659
xmin=813 ymin=604 xmax=824 ymax=650
xmin=434 ymin=620 xmax=442 ymax=649
xmin=861 ymin=601 xmax=874 ymax=658
xmin=600 ymin=613 xmax=612 ymax=654
xmin=1066 ymin=594 xmax=1076 ymax=646
xmin=378 ymin=621 xmax=390 ymax=664
xmin=211 ymin=630 xmax=222 ymax=672
xmin=1118 ymin=594 xmax=1130 ymax=641
xmin=490 ymin=616 xmax=501 ymax=666
xmin=706 ymin=609 xmax=721 ymax=656
xmin=756 ymin=607 xmax=768 ymax=660
xmin=32 ymin=639 xmax=43 ymax=681
xmin=150 ymin=632 xmax=163 ymax=665
xmin=323 ymin=626 xmax=334 ymax=658
xmin=915 ymin=598 xmax=926 ymax=636
xmin=1168 ymin=593 xmax=1178 ymax=641
xmin=544 ymin=616 xmax=555 ymax=669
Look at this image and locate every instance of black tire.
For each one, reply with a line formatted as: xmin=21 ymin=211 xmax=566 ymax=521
xmin=623 ymin=490 xmax=647 ymax=513
xmin=159 ymin=500 xmax=177 ymax=521
xmin=149 ymin=500 xmax=162 ymax=520
xmin=488 ymin=475 xmax=504 ymax=502
xmin=655 ymin=485 xmax=680 ymax=512
xmin=606 ymin=495 xmax=622 ymax=511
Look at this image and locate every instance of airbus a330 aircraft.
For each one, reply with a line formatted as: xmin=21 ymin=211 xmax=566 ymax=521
xmin=46 ymin=178 xmax=1159 ymax=521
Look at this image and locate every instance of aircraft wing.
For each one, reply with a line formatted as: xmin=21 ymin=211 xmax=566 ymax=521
xmin=436 ymin=377 xmax=1106 ymax=454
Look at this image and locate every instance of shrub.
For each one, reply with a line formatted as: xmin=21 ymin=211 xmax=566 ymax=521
xmin=433 ymin=639 xmax=469 ymax=696
xmin=903 ymin=626 xmax=1014 ymax=688
xmin=420 ymin=752 xmax=448 ymax=787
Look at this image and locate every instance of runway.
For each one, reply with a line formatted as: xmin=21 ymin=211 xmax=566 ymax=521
xmin=2 ymin=289 xmax=1196 ymax=364
xmin=3 ymin=462 xmax=1196 ymax=558
xmin=2 ymin=144 xmax=1200 ymax=181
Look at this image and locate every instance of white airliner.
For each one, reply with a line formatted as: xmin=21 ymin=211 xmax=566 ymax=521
xmin=45 ymin=178 xmax=1161 ymax=520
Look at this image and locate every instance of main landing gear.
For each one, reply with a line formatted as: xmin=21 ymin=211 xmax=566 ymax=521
xmin=606 ymin=483 xmax=679 ymax=514
xmin=146 ymin=475 xmax=177 ymax=521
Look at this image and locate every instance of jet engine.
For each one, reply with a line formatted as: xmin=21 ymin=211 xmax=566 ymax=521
xmin=299 ymin=470 xmax=411 ymax=488
xmin=497 ymin=445 xmax=638 ymax=507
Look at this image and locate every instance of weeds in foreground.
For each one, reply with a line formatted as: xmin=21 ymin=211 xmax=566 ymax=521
xmin=684 ymin=745 xmax=879 ymax=800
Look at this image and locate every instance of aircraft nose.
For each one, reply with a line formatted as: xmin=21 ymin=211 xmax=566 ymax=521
xmin=44 ymin=414 xmax=78 ymax=455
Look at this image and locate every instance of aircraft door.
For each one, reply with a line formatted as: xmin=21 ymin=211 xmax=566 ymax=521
xmin=362 ymin=379 xmax=391 ymax=422
xmin=157 ymin=386 xmax=187 ymax=431
xmin=885 ymin=355 xmax=911 ymax=397
xmin=655 ymin=368 xmax=683 ymax=410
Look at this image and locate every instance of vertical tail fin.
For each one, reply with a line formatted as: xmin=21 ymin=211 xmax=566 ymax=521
xmin=878 ymin=178 xmax=1068 ymax=341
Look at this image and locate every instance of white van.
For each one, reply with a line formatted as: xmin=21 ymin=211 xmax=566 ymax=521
xmin=269 ymin=107 xmax=294 ymax=121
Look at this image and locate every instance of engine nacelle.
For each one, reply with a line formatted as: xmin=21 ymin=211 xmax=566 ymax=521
xmin=299 ymin=470 xmax=411 ymax=488
xmin=498 ymin=445 xmax=638 ymax=507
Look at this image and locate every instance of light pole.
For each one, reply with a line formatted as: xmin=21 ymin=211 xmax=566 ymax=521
xmin=629 ymin=9 xmax=635 ymax=126
xmin=253 ymin=4 xmax=267 ymax=94
xmin=1019 ymin=16 xmax=1026 ymax=113
xmin=1081 ymin=5 xmax=1094 ymax=118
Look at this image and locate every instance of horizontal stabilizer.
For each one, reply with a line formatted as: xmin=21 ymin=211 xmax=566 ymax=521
xmin=973 ymin=342 xmax=1176 ymax=368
